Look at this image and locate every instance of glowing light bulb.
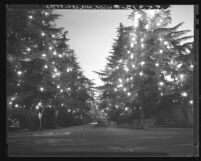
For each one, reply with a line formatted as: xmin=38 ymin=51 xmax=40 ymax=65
xmin=42 ymin=54 xmax=46 ymax=57
xmin=140 ymin=61 xmax=145 ymax=66
xmin=164 ymin=41 xmax=168 ymax=45
xmin=41 ymin=32 xmax=45 ymax=36
xmin=159 ymin=81 xmax=164 ymax=86
xmin=180 ymin=74 xmax=184 ymax=79
xmin=53 ymin=51 xmax=57 ymax=55
xmin=17 ymin=71 xmax=22 ymax=75
xmin=181 ymin=92 xmax=187 ymax=97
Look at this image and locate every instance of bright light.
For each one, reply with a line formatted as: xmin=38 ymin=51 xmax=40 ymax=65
xmin=60 ymin=89 xmax=63 ymax=93
xmin=132 ymin=64 xmax=135 ymax=68
xmin=41 ymin=32 xmax=45 ymax=36
xmin=177 ymin=63 xmax=183 ymax=69
xmin=125 ymin=107 xmax=128 ymax=111
xmin=159 ymin=50 xmax=163 ymax=53
xmin=44 ymin=12 xmax=48 ymax=16
xmin=36 ymin=105 xmax=39 ymax=109
xmin=145 ymin=24 xmax=149 ymax=29
xmin=28 ymin=15 xmax=33 ymax=19
xmin=127 ymin=92 xmax=131 ymax=96
xmin=181 ymin=92 xmax=187 ymax=97
xmin=123 ymin=88 xmax=126 ymax=91
xmin=164 ymin=41 xmax=168 ymax=45
xmin=155 ymin=63 xmax=159 ymax=67
xmin=139 ymin=72 xmax=143 ymax=76
xmin=165 ymin=75 xmax=174 ymax=82
xmin=189 ymin=100 xmax=193 ymax=104
xmin=53 ymin=51 xmax=57 ymax=55
xmin=38 ymin=102 xmax=42 ymax=106
xmin=130 ymin=54 xmax=134 ymax=59
xmin=141 ymin=44 xmax=144 ymax=48
xmin=180 ymin=74 xmax=184 ymax=79
xmin=54 ymin=68 xmax=57 ymax=72
xmin=59 ymin=54 xmax=63 ymax=58
xmin=27 ymin=48 xmax=31 ymax=51
xmin=133 ymin=20 xmax=139 ymax=27
xmin=140 ymin=61 xmax=145 ymax=66
xmin=130 ymin=42 xmax=134 ymax=48
xmin=118 ymin=78 xmax=122 ymax=83
xmin=124 ymin=66 xmax=129 ymax=72
xmin=160 ymin=93 xmax=163 ymax=96
xmin=159 ymin=38 xmax=163 ymax=41
xmin=15 ymin=104 xmax=19 ymax=108
xmin=42 ymin=54 xmax=46 ymax=57
xmin=140 ymin=38 xmax=144 ymax=42
xmin=17 ymin=71 xmax=22 ymax=76
xmin=116 ymin=66 xmax=119 ymax=69
xmin=68 ymin=109 xmax=71 ymax=112
xmin=40 ymin=87 xmax=44 ymax=91
xmin=115 ymin=105 xmax=118 ymax=109
xmin=49 ymin=47 xmax=53 ymax=50
xmin=9 ymin=101 xmax=12 ymax=105
xmin=119 ymin=59 xmax=123 ymax=63
xmin=114 ymin=88 xmax=117 ymax=92
xmin=159 ymin=81 xmax=164 ymax=86
xmin=57 ymin=85 xmax=60 ymax=89
xmin=67 ymin=87 xmax=71 ymax=91
xmin=190 ymin=64 xmax=194 ymax=69
xmin=44 ymin=65 xmax=48 ymax=69
xmin=52 ymin=34 xmax=55 ymax=38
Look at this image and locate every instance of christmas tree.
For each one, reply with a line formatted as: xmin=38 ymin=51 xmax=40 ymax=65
xmin=96 ymin=9 xmax=194 ymax=126
xmin=6 ymin=8 xmax=95 ymax=129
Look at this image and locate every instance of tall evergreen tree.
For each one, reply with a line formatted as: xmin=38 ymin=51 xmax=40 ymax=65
xmin=6 ymin=8 xmax=95 ymax=128
xmin=97 ymin=9 xmax=194 ymax=125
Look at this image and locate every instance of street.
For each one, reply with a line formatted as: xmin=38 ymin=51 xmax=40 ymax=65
xmin=7 ymin=124 xmax=194 ymax=157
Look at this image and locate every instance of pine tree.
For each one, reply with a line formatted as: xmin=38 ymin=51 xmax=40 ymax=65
xmin=97 ymin=9 xmax=193 ymax=125
xmin=6 ymin=8 xmax=95 ymax=128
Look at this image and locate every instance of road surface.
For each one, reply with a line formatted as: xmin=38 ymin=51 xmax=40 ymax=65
xmin=7 ymin=124 xmax=194 ymax=157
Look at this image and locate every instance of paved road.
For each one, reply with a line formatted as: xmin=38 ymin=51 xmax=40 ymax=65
xmin=7 ymin=124 xmax=194 ymax=157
